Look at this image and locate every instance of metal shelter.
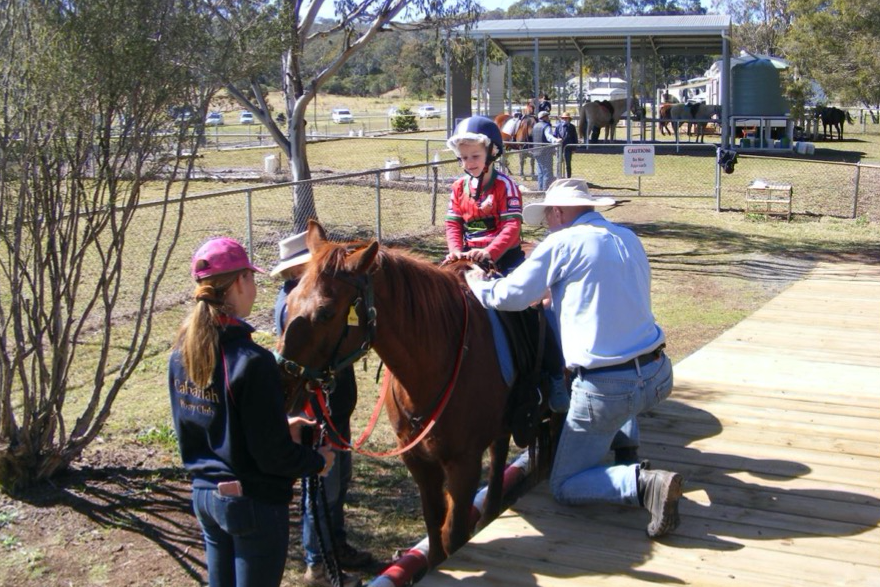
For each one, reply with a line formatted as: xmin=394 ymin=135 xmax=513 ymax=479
xmin=447 ymin=14 xmax=734 ymax=147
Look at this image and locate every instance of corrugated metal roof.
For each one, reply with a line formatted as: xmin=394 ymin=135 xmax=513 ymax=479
xmin=461 ymin=15 xmax=731 ymax=56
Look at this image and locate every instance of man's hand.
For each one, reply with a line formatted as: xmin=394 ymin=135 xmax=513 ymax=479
xmin=317 ymin=445 xmax=336 ymax=477
xmin=287 ymin=415 xmax=316 ymax=444
xmin=465 ymin=266 xmax=489 ymax=284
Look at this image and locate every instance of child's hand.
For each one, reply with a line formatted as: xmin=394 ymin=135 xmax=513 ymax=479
xmin=465 ymin=266 xmax=489 ymax=284
xmin=465 ymin=249 xmax=491 ymax=263
xmin=443 ymin=251 xmax=464 ymax=264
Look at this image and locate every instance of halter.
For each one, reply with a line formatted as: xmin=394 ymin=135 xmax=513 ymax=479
xmin=274 ymin=271 xmax=377 ymax=387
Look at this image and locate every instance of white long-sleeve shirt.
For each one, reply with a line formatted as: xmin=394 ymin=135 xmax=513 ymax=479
xmin=467 ymin=211 xmax=665 ymax=370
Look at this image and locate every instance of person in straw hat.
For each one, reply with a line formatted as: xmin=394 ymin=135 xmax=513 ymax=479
xmin=553 ymin=112 xmax=578 ymax=178
xmin=169 ymin=236 xmax=336 ymax=587
xmin=465 ymin=178 xmax=683 ymax=539
xmin=272 ymin=233 xmax=372 ymax=587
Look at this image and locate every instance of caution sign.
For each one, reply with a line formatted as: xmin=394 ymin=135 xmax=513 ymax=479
xmin=623 ymin=145 xmax=655 ymax=176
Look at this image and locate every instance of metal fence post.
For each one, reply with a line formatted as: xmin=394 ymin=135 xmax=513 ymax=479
xmin=245 ymin=188 xmax=254 ymax=257
xmin=714 ymin=158 xmax=721 ymax=212
xmin=431 ymin=165 xmax=439 ymax=226
xmin=426 ymin=140 xmax=430 ymax=189
xmin=852 ymin=162 xmax=861 ymax=219
xmin=375 ymin=171 xmax=382 ymax=243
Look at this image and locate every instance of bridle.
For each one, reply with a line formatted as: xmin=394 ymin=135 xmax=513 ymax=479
xmin=274 ymin=271 xmax=377 ymax=388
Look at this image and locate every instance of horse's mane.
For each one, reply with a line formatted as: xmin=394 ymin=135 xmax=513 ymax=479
xmin=307 ymin=240 xmax=468 ymax=341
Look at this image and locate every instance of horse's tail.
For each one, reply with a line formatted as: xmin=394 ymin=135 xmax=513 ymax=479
xmin=846 ymin=111 xmax=855 ymax=124
xmin=577 ymin=110 xmax=587 ymax=142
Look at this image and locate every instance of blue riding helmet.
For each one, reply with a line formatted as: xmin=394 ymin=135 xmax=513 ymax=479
xmin=446 ymin=116 xmax=504 ymax=162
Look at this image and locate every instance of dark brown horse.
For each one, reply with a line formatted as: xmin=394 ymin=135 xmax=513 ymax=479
xmin=817 ymin=106 xmax=854 ymax=140
xmin=277 ymin=222 xmax=512 ymax=567
xmin=667 ymin=103 xmax=721 ymax=143
xmin=494 ymin=112 xmax=537 ymax=178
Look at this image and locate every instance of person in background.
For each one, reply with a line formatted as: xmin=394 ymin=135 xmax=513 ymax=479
xmin=538 ymin=93 xmax=552 ymax=113
xmin=532 ymin=110 xmax=560 ymax=191
xmin=553 ymin=112 xmax=578 ymax=178
xmin=273 ymin=232 xmax=371 ymax=587
xmin=169 ymin=237 xmax=335 ymax=587
xmin=466 ymin=178 xmax=683 ymax=539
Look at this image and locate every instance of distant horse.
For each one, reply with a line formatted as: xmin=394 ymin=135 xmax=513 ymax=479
xmin=817 ymin=106 xmax=854 ymax=140
xmin=667 ymin=103 xmax=721 ymax=143
xmin=278 ymin=222 xmax=514 ymax=567
xmin=577 ymin=98 xmax=639 ymax=144
xmin=494 ymin=112 xmax=537 ymax=178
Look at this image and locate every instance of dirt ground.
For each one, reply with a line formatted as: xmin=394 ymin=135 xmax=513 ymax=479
xmin=1 ymin=201 xmax=874 ymax=586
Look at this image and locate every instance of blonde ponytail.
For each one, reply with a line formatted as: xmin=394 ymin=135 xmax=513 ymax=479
xmin=174 ymin=271 xmax=242 ymax=389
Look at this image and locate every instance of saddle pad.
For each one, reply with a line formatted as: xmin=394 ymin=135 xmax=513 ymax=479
xmin=501 ymin=118 xmax=519 ymax=137
xmin=486 ymin=307 xmax=516 ymax=388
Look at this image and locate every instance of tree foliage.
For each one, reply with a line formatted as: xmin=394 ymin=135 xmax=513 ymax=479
xmin=783 ymin=0 xmax=880 ymax=107
xmin=0 ymin=0 xmax=215 ymax=491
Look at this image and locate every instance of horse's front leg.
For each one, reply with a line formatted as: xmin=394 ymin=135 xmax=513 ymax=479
xmin=401 ymin=453 xmax=448 ymax=567
xmin=440 ymin=452 xmax=483 ymax=560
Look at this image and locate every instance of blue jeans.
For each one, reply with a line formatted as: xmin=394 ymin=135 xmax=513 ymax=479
xmin=192 ymin=487 xmax=290 ymax=587
xmin=303 ymin=449 xmax=352 ymax=565
xmin=550 ymin=354 xmax=673 ymax=506
xmin=536 ymin=151 xmax=554 ymax=191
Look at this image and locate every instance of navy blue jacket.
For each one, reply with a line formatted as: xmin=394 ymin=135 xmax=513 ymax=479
xmin=169 ymin=316 xmax=325 ymax=503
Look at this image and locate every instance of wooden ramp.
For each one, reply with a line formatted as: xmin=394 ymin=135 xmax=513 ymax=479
xmin=420 ymin=262 xmax=880 ymax=587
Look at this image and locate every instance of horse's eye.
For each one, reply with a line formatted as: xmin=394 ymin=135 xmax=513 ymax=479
xmin=316 ymin=306 xmax=335 ymax=323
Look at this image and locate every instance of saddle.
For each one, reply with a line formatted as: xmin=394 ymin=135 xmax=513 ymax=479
xmin=495 ymin=305 xmax=547 ymax=448
xmin=598 ymin=100 xmax=614 ymax=116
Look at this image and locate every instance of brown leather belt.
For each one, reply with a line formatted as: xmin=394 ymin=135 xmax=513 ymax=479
xmin=576 ymin=344 xmax=666 ymax=377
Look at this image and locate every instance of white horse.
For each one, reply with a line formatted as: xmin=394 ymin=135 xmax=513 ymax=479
xmin=578 ymin=99 xmax=638 ymax=144
xmin=668 ymin=103 xmax=721 ymax=143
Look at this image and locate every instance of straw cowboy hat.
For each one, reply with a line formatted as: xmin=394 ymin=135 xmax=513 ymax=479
xmin=270 ymin=231 xmax=312 ymax=276
xmin=522 ymin=178 xmax=616 ymax=225
xmin=560 ymin=112 xmax=573 ymax=119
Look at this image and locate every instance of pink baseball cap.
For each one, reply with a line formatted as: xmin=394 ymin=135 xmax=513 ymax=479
xmin=191 ymin=237 xmax=265 ymax=280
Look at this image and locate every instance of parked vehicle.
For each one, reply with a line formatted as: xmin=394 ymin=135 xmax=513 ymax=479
xmin=417 ymin=105 xmax=440 ymax=119
xmin=387 ymin=106 xmax=400 ymax=118
xmin=239 ymin=111 xmax=254 ymax=125
xmin=332 ymin=108 xmax=354 ymax=123
xmin=205 ymin=112 xmax=225 ymax=126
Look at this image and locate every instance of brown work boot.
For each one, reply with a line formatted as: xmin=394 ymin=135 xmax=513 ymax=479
xmin=637 ymin=469 xmax=683 ymax=538
xmin=303 ymin=562 xmax=362 ymax=587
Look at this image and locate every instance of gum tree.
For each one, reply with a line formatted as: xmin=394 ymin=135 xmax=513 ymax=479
xmin=213 ymin=0 xmax=480 ymax=232
xmin=0 ymin=0 xmax=217 ymax=491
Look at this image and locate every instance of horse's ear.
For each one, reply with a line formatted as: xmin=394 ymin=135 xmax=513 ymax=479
xmin=306 ymin=220 xmax=327 ymax=253
xmin=348 ymin=241 xmax=379 ymax=275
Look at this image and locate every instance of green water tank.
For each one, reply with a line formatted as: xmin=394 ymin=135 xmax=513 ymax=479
xmin=731 ymin=58 xmax=789 ymax=116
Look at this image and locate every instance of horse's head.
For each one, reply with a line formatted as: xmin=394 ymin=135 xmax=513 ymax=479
xmin=276 ymin=221 xmax=379 ymax=393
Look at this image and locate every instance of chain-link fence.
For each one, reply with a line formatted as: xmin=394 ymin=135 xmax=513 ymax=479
xmin=116 ymin=137 xmax=879 ymax=323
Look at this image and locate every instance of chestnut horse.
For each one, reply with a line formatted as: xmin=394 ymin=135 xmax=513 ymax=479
xmin=494 ymin=112 xmax=537 ymax=178
xmin=278 ymin=221 xmax=512 ymax=567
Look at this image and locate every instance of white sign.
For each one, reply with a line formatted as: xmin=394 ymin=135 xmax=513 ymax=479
xmin=623 ymin=145 xmax=655 ymax=176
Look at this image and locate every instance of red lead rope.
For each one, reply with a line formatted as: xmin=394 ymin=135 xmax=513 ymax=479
xmin=315 ymin=286 xmax=470 ymax=458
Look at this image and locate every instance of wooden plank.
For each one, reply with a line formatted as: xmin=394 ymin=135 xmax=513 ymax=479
xmin=416 ymin=261 xmax=880 ymax=587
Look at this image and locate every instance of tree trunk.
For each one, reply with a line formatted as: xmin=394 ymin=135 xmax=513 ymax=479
xmin=288 ymin=115 xmax=318 ymax=233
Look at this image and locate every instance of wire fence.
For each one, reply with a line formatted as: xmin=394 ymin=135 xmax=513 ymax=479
xmin=109 ymin=136 xmax=880 ymax=324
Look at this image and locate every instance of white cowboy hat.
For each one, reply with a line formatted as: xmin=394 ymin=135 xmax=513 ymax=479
xmin=536 ymin=110 xmax=550 ymax=120
xmin=270 ymin=231 xmax=312 ymax=276
xmin=522 ymin=178 xmax=616 ymax=225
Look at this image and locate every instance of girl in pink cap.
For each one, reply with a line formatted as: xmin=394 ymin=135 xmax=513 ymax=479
xmin=169 ymin=237 xmax=336 ymax=587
